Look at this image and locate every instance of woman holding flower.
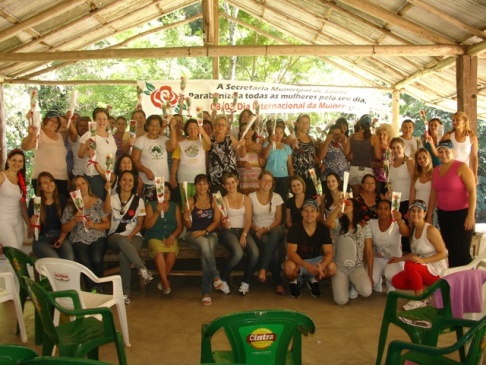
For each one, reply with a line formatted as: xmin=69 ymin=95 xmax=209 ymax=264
xmin=78 ymin=107 xmax=117 ymax=201
xmin=61 ymin=176 xmax=110 ymax=291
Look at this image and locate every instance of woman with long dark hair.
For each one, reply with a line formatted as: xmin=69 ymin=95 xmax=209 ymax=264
xmin=0 ymin=149 xmax=30 ymax=249
xmin=29 ymin=171 xmax=73 ymax=259
xmin=61 ymin=175 xmax=110 ymax=291
xmin=104 ymin=170 xmax=153 ymax=303
xmin=344 ymin=114 xmax=381 ymax=197
xmin=326 ymin=197 xmax=373 ymax=305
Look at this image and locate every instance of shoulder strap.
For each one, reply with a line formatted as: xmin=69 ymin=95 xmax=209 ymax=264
xmin=114 ymin=196 xmax=140 ymax=234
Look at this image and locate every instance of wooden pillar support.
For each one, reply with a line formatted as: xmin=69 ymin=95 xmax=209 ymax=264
xmin=0 ymin=83 xmax=5 ymax=167
xmin=456 ymin=55 xmax=478 ymax=132
xmin=203 ymin=0 xmax=219 ymax=79
xmin=391 ymin=89 xmax=400 ymax=137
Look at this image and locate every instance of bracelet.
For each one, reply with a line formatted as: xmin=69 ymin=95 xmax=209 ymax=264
xmin=242 ymin=232 xmax=247 ymax=237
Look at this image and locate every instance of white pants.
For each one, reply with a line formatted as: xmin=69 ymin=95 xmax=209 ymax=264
xmin=371 ymin=257 xmax=404 ymax=293
xmin=332 ymin=265 xmax=372 ymax=305
xmin=0 ymin=221 xmax=24 ymax=250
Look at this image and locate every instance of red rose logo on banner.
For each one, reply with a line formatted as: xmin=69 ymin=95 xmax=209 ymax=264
xmin=143 ymin=82 xmax=177 ymax=108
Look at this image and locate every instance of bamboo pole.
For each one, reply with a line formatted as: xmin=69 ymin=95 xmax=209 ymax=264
xmin=391 ymin=89 xmax=400 ymax=136
xmin=0 ymin=45 xmax=465 ymax=63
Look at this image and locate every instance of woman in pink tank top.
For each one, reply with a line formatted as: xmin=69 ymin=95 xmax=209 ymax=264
xmin=428 ymin=140 xmax=476 ymax=268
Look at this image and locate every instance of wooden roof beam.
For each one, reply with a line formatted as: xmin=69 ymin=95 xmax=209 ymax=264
xmin=0 ymin=45 xmax=465 ymax=63
xmin=0 ymin=0 xmax=87 ymax=44
xmin=337 ymin=0 xmax=455 ymax=44
xmin=407 ymin=0 xmax=486 ymax=40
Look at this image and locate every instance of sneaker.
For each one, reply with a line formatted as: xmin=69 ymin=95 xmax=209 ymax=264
xmin=349 ymin=286 xmax=358 ymax=299
xmin=123 ymin=295 xmax=131 ymax=305
xmin=307 ymin=280 xmax=321 ymax=298
xmin=139 ymin=267 xmax=153 ymax=284
xmin=239 ymin=282 xmax=249 ymax=296
xmin=297 ymin=275 xmax=305 ymax=289
xmin=403 ymin=300 xmax=427 ymax=311
xmin=214 ymin=280 xmax=230 ymax=294
xmin=373 ymin=284 xmax=383 ymax=293
xmin=290 ymin=283 xmax=301 ymax=298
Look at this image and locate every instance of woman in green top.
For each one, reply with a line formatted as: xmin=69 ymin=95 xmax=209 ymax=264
xmin=144 ymin=182 xmax=183 ymax=294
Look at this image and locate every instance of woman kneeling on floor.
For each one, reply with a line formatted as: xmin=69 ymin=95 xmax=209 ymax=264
xmin=389 ymin=199 xmax=448 ymax=310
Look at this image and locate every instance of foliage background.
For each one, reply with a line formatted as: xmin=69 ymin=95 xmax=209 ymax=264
xmin=2 ymin=3 xmax=485 ymax=220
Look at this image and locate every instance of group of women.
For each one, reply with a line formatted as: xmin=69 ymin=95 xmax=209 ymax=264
xmin=0 ymin=106 xmax=478 ymax=307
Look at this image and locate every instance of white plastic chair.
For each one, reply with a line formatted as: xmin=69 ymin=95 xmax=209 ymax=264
xmin=35 ymin=258 xmax=130 ymax=347
xmin=0 ymin=272 xmax=28 ymax=343
xmin=440 ymin=250 xmax=486 ymax=320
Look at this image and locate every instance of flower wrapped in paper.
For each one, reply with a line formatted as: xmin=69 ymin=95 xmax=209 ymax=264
xmin=213 ymin=191 xmax=230 ymax=227
xmin=185 ymin=96 xmax=192 ymax=117
xmin=392 ymin=192 xmax=401 ymax=212
xmin=182 ymin=181 xmax=192 ymax=222
xmin=87 ymin=122 xmax=97 ymax=176
xmin=155 ymin=177 xmax=165 ymax=218
xmin=33 ymin=196 xmax=41 ymax=241
xmin=129 ymin=120 xmax=136 ymax=154
xmin=70 ymin=189 xmax=89 ymax=231
xmin=308 ymin=168 xmax=322 ymax=197
xmin=105 ymin=153 xmax=114 ymax=194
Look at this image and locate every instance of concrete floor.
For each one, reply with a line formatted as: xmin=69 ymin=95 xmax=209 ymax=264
xmin=0 ymin=273 xmax=468 ymax=365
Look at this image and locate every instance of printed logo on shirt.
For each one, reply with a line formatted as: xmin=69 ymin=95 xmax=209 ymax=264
xmin=149 ymin=144 xmax=165 ymax=159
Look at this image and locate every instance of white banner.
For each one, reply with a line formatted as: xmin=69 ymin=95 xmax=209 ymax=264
xmin=137 ymin=80 xmax=376 ymax=117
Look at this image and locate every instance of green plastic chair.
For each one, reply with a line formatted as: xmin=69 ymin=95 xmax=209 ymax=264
xmin=22 ymin=277 xmax=127 ymax=365
xmin=200 ymin=309 xmax=315 ymax=365
xmin=385 ymin=315 xmax=486 ymax=365
xmin=21 ymin=357 xmax=111 ymax=364
xmin=2 ymin=247 xmax=51 ymax=345
xmin=0 ymin=345 xmax=37 ymax=365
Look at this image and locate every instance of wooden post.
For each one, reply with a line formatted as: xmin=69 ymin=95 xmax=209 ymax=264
xmin=456 ymin=55 xmax=478 ymax=132
xmin=0 ymin=83 xmax=5 ymax=167
xmin=212 ymin=0 xmax=219 ymax=80
xmin=391 ymin=89 xmax=400 ymax=136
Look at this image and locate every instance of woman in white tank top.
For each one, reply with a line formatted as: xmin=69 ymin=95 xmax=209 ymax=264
xmin=441 ymin=111 xmax=478 ymax=183
xmin=219 ymin=173 xmax=259 ymax=296
xmin=0 ymin=149 xmax=30 ymax=249
xmin=409 ymin=148 xmax=433 ymax=206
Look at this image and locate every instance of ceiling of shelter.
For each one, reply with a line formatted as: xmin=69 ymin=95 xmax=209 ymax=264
xmin=0 ymin=0 xmax=485 ymax=117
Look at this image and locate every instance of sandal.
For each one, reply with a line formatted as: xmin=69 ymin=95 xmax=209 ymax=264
xmin=276 ymin=285 xmax=286 ymax=296
xmin=257 ymin=270 xmax=267 ymax=283
xmin=202 ymin=296 xmax=212 ymax=305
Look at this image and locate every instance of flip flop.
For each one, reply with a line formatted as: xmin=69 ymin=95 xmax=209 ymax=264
xmin=202 ymin=296 xmax=212 ymax=305
xmin=276 ymin=285 xmax=286 ymax=296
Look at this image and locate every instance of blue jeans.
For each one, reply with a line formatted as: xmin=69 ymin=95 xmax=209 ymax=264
xmin=185 ymin=232 xmax=219 ymax=295
xmin=33 ymin=230 xmax=75 ymax=260
xmin=219 ymin=228 xmax=259 ymax=284
xmin=72 ymin=237 xmax=107 ymax=290
xmin=107 ymin=234 xmax=144 ymax=295
xmin=251 ymin=227 xmax=284 ymax=286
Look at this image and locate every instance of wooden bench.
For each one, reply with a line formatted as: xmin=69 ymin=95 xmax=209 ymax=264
xmin=103 ymin=240 xmax=232 ymax=293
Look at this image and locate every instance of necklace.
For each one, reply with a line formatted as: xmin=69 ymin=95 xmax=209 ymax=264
xmin=119 ymin=193 xmax=133 ymax=215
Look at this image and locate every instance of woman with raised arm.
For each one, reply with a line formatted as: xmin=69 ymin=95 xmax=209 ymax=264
xmin=389 ymin=200 xmax=447 ymax=310
xmin=132 ymin=115 xmax=177 ymax=201
xmin=29 ymin=171 xmax=73 ymax=260
xmin=409 ymin=148 xmax=433 ymax=216
xmin=144 ymin=182 xmax=183 ymax=295
xmin=0 ymin=149 xmax=31 ymax=249
xmin=249 ymin=170 xmax=286 ymax=295
xmin=422 ymin=118 xmax=442 ymax=167
xmin=441 ymin=111 xmax=478 ymax=183
xmin=237 ymin=122 xmax=262 ymax=195
xmin=325 ymin=197 xmax=373 ymax=305
xmin=22 ymin=110 xmax=69 ymax=199
xmin=61 ymin=176 xmax=110 ymax=291
xmin=288 ymin=114 xmax=319 ymax=197
xmin=261 ymin=124 xmax=293 ymax=204
xmin=104 ymin=170 xmax=153 ymax=304
xmin=318 ymin=124 xmax=348 ymax=182
xmin=219 ymin=172 xmax=259 ymax=295
xmin=170 ymin=118 xmax=211 ymax=205
xmin=344 ymin=114 xmax=381 ymax=197
xmin=182 ymin=174 xmax=225 ymax=305
xmin=78 ymin=107 xmax=117 ymax=201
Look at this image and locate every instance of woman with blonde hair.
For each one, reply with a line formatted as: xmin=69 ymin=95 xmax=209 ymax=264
xmin=373 ymin=123 xmax=393 ymax=194
xmin=249 ymin=170 xmax=286 ymax=295
xmin=441 ymin=111 xmax=478 ymax=183
xmin=409 ymin=148 xmax=433 ymax=208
